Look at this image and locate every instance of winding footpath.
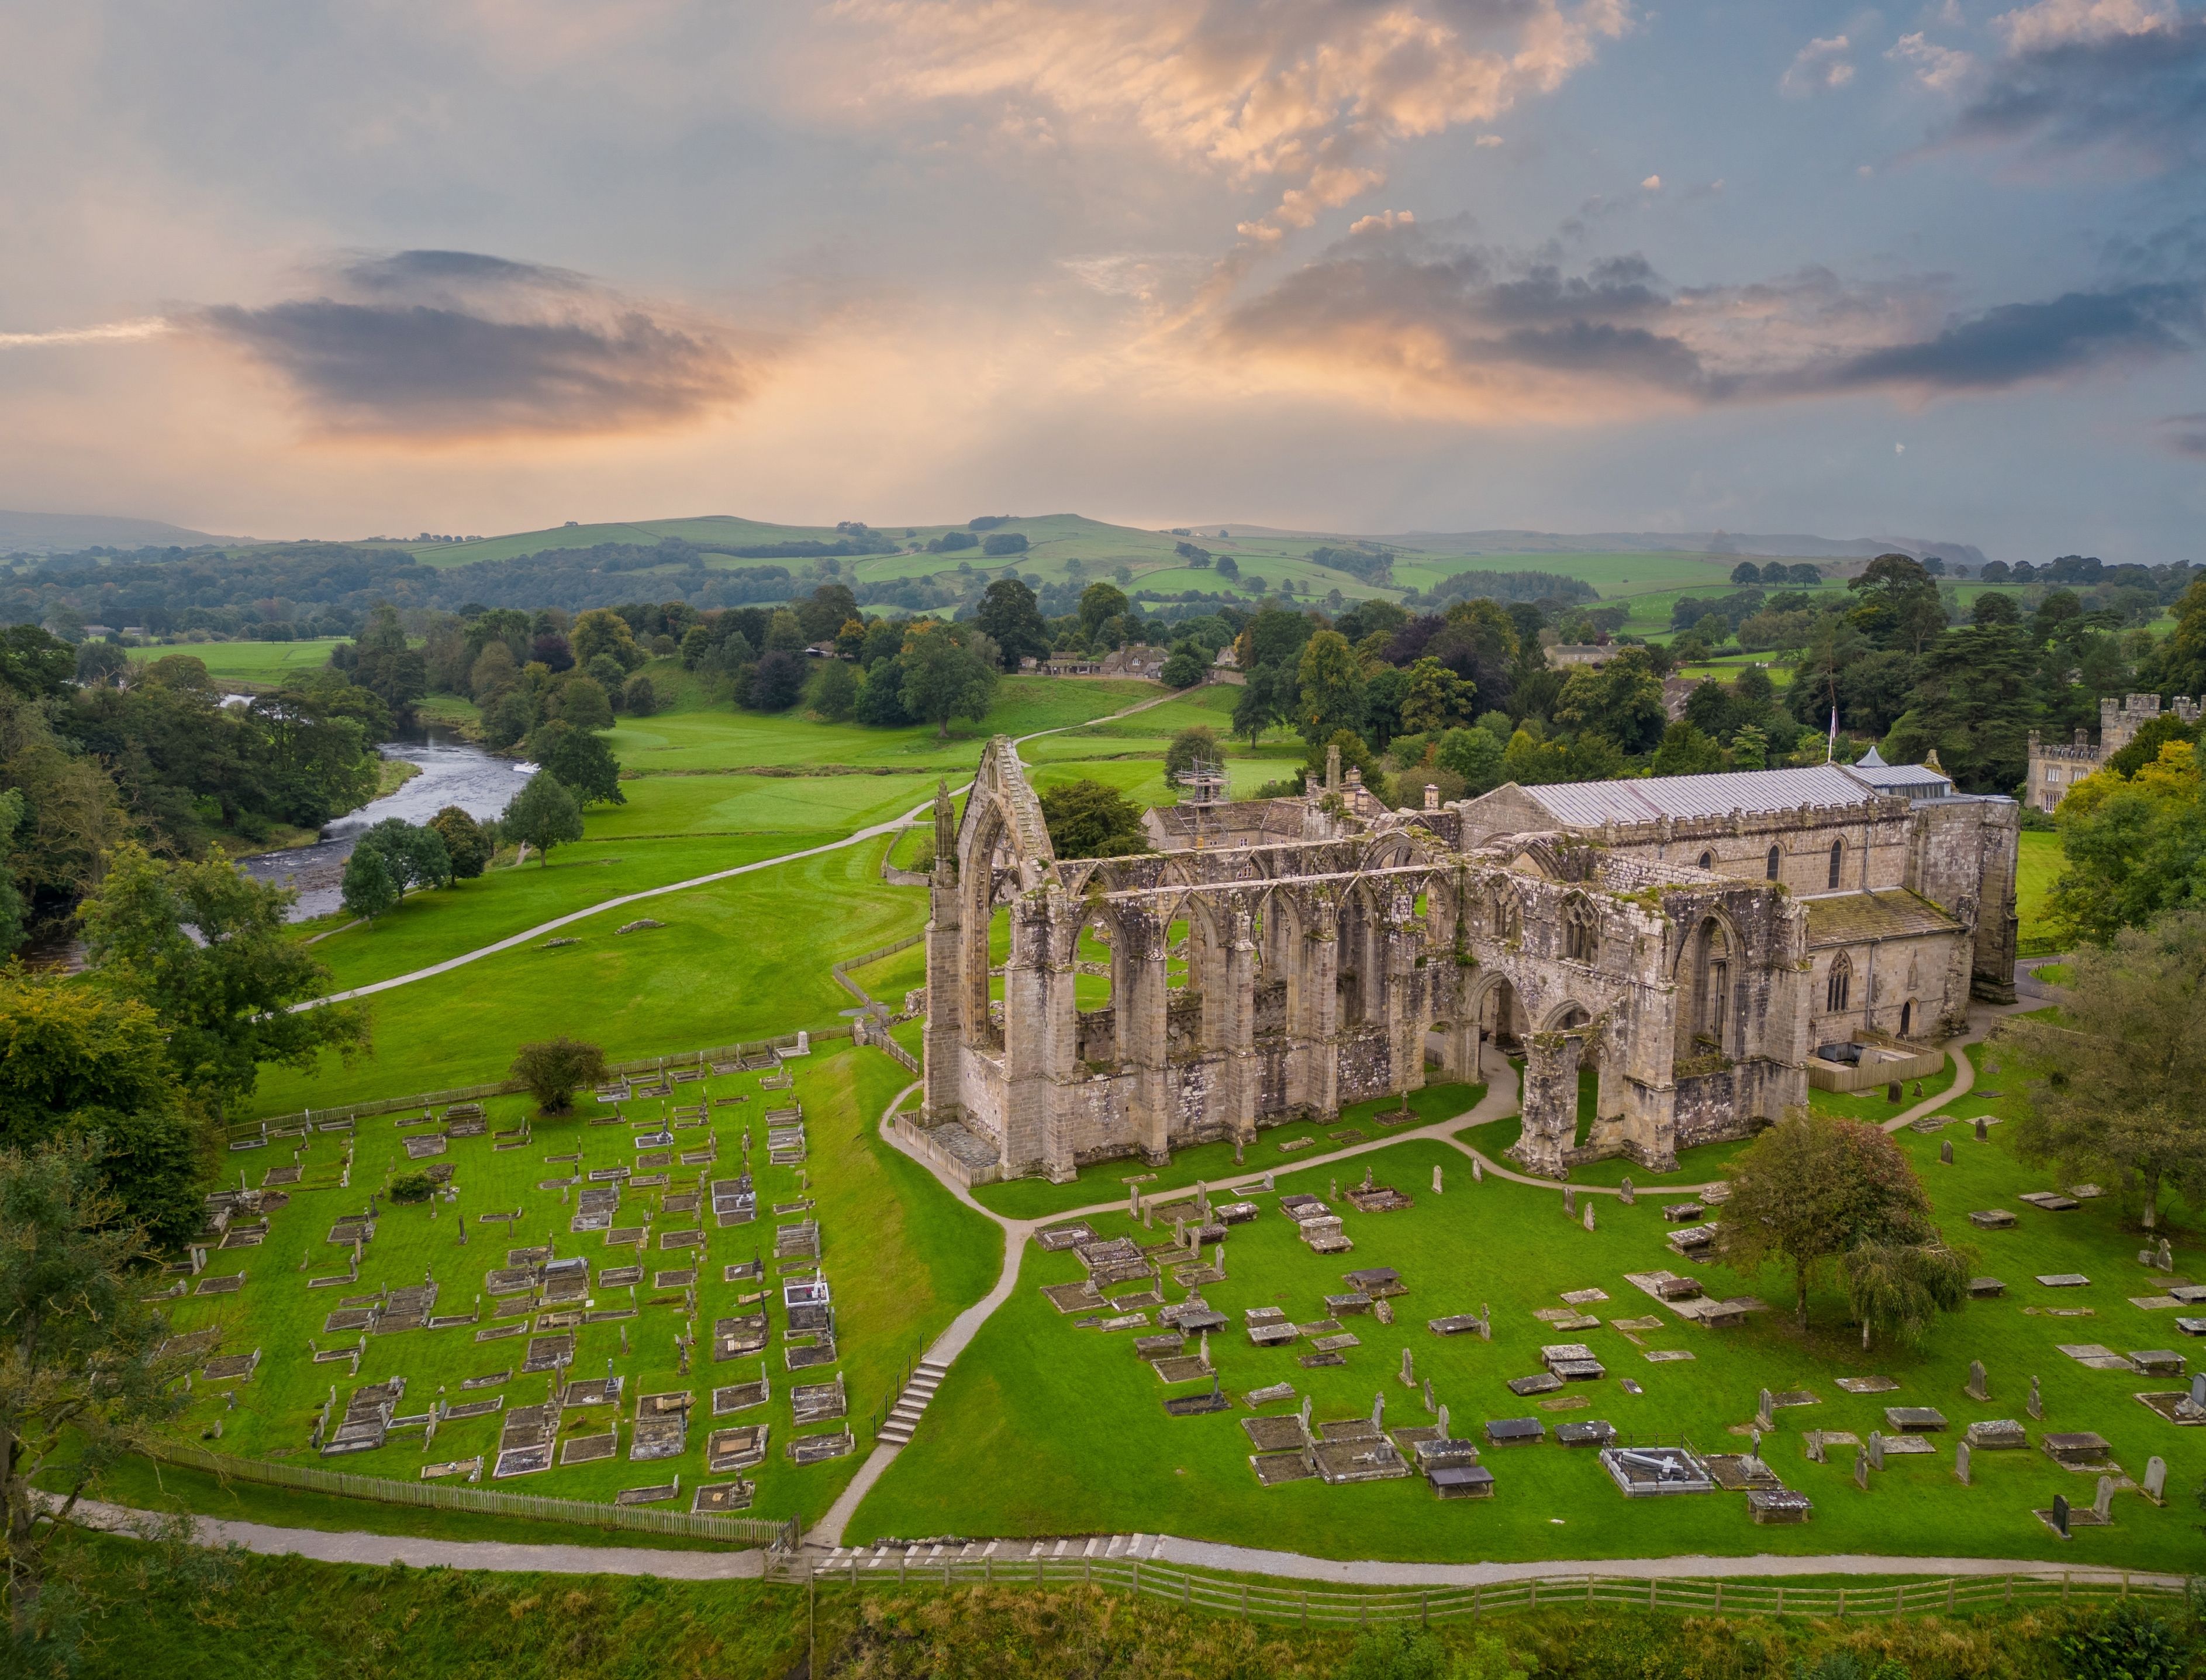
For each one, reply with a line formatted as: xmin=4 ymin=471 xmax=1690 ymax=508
xmin=295 ymin=684 xmax=1199 ymax=1010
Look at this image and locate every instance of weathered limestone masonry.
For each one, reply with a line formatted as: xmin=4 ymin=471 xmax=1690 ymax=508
xmin=2025 ymin=693 xmax=2200 ymax=815
xmin=916 ymin=741 xmax=2018 ymax=1186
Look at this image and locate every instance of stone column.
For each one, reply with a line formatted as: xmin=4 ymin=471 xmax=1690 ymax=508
xmin=1036 ymin=896 xmax=1082 ymax=1181
xmin=1115 ymin=903 xmax=1173 ymax=1164
xmin=1384 ymin=888 xmax=1427 ymax=1098
xmin=1000 ymin=891 xmax=1057 ymax=1177
xmin=1218 ymin=894 xmax=1259 ymax=1143
xmin=1509 ymin=1033 xmax=1579 ymax=1179
xmin=922 ymin=785 xmax=965 ymax=1123
xmin=1299 ymin=892 xmax=1340 ymax=1116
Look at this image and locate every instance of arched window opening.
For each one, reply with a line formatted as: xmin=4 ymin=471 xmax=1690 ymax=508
xmin=1825 ymin=952 xmax=1852 ymax=1013
xmin=1827 ymin=838 xmax=1844 ymax=891
xmin=1697 ymin=850 xmax=1714 ymax=871
xmin=1765 ymin=844 xmax=1782 ymax=881
xmin=1900 ymin=999 xmax=1914 ymax=1037
xmin=1563 ymin=897 xmax=1599 ymax=964
xmin=1692 ymin=919 xmax=1731 ymax=1050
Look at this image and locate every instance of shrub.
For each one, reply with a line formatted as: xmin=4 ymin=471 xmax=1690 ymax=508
xmin=388 ymin=1171 xmax=434 ymax=1204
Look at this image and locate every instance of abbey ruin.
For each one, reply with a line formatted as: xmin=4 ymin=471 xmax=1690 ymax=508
xmin=912 ymin=740 xmax=2019 ymax=1185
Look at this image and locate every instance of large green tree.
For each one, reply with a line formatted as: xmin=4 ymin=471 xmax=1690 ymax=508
xmin=346 ymin=602 xmax=426 ymax=717
xmin=1718 ymin=1110 xmax=1967 ymax=1333
xmin=899 ymin=626 xmax=1000 ymax=739
xmin=502 ymin=772 xmax=585 ymax=865
xmin=1882 ymin=616 xmax=2041 ymax=792
xmin=529 ymin=719 xmax=626 ymax=807
xmin=0 ymin=1138 xmax=189 ymax=1648
xmin=2044 ymin=741 xmax=2206 ymax=944
xmin=1038 ymin=779 xmax=1148 ymax=858
xmin=1996 ymin=908 xmax=2206 ymax=1227
xmin=1553 ymin=649 xmax=1666 ymax=754
xmin=1847 ymin=553 xmax=1949 ymax=653
xmin=78 ymin=843 xmax=369 ymax=1121
xmin=973 ymin=578 xmax=1050 ymax=671
xmin=1292 ymin=630 xmax=1366 ymax=747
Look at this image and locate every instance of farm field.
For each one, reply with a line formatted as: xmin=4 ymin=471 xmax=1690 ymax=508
xmin=852 ymin=1078 xmax=2202 ymax=1568
xmin=163 ymin=1041 xmax=993 ymax=1533
xmin=134 ymin=638 xmax=353 ymax=682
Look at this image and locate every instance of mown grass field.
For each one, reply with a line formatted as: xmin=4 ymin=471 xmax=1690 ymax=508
xmin=162 ymin=1042 xmax=993 ymax=1532
xmin=854 ymin=1074 xmax=2204 ymax=1568
xmin=2017 ymin=830 xmax=2061 ymax=947
xmin=134 ymin=638 xmax=354 ymax=682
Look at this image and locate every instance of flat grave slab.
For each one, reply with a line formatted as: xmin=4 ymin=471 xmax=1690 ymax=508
xmin=560 ymin=1433 xmax=616 ymax=1466
xmin=1968 ymin=1210 xmax=2018 ymax=1230
xmin=1507 ymin=1372 xmax=1565 ymax=1396
xmin=1969 ymin=1278 xmax=2007 ymax=1298
xmin=521 ymin=1334 xmax=575 ymax=1373
xmin=1299 ymin=1351 xmax=1346 ymax=1368
xmin=2019 ymin=1192 xmax=2080 ymax=1211
xmin=194 ymin=1274 xmax=246 ymax=1298
xmin=713 ymin=1377 xmax=770 ymax=1414
xmin=617 ymin=1482 xmax=679 ymax=1505
xmin=1884 ymin=1407 xmax=1947 ymax=1432
xmin=1965 ymin=1419 xmax=2028 ymax=1449
xmin=1251 ymin=1451 xmax=1317 ymax=1485
xmin=707 ymin=1424 xmax=769 ymax=1473
xmin=1835 ymin=1376 xmax=1899 ymax=1394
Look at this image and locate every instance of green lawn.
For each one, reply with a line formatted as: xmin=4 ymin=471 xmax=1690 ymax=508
xmin=855 ymin=1083 xmax=2202 ymax=1568
xmin=161 ymin=1043 xmax=996 ymax=1533
xmin=133 ymin=639 xmax=352 ymax=683
xmin=2017 ymin=830 xmax=2061 ymax=948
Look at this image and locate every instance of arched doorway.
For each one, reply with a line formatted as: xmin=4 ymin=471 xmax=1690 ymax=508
xmin=1551 ymin=1002 xmax=1597 ymax=1148
xmin=1898 ymin=999 xmax=1914 ymax=1039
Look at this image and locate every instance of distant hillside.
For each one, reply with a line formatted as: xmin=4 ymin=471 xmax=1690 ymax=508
xmin=0 ymin=509 xmax=239 ymax=554
xmin=1202 ymin=525 xmax=1990 ymax=570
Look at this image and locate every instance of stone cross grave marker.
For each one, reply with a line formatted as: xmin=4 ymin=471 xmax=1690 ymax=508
xmin=1966 ymin=1360 xmax=1990 ymax=1402
xmin=1370 ymin=1391 xmax=1384 ymax=1429
xmin=1299 ymin=1395 xmax=1313 ymax=1431
xmin=1955 ymin=1440 xmax=1971 ymax=1485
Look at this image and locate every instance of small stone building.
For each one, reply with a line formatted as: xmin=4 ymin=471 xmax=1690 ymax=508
xmin=912 ymin=740 xmax=2017 ymax=1186
xmin=2025 ymin=693 xmax=2200 ymax=813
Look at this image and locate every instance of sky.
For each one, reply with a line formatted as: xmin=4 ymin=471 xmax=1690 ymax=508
xmin=1 ymin=1 xmax=2202 ymax=560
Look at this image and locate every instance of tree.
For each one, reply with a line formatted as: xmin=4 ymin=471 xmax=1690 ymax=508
xmin=1039 ymin=779 xmax=1148 ymax=858
xmin=1160 ymin=641 xmax=1209 ymax=688
xmin=74 ymin=641 xmax=127 ymax=685
xmin=2044 ymin=741 xmax=2206 ymax=944
xmin=1841 ymin=1237 xmax=1974 ymax=1350
xmin=621 ymin=673 xmax=658 ymax=717
xmin=1718 ymin=1111 xmax=1960 ymax=1331
xmin=340 ymin=842 xmax=398 ymax=922
xmin=1882 ymin=618 xmax=2039 ymax=792
xmin=1215 ymin=554 xmax=1240 ymax=579
xmin=78 ymin=843 xmax=369 ymax=1120
xmin=509 ymin=1036 xmax=606 ymax=1115
xmin=809 ymin=658 xmax=859 ymax=720
xmin=569 ymin=608 xmax=642 ymax=672
xmin=555 ymin=675 xmax=614 ymax=732
xmin=1163 ymin=726 xmax=1222 ymax=789
xmin=427 ymin=805 xmax=494 ymax=879
xmin=502 ymin=772 xmax=585 ymax=865
xmin=1435 ymin=726 xmax=1504 ymax=795
xmin=747 ymin=648 xmax=809 ymax=712
xmin=1730 ymin=724 xmax=1770 ymax=770
xmin=1996 ymin=909 xmax=2206 ymax=1227
xmin=1292 ymin=630 xmax=1366 ymax=747
xmin=355 ymin=816 xmax=451 ymax=895
xmin=1076 ymin=582 xmax=1130 ymax=644
xmin=0 ymin=1138 xmax=187 ymax=1647
xmin=1848 ymin=554 xmax=1948 ymax=653
xmin=348 ymin=603 xmax=426 ymax=716
xmin=1230 ymin=665 xmax=1284 ymax=747
xmin=1397 ymin=657 xmax=1474 ymax=734
xmin=1554 ymin=649 xmax=1667 ymax=754
xmin=0 ymin=970 xmax=208 ymax=1247
xmin=899 ymin=627 xmax=999 ymax=739
xmin=529 ymin=719 xmax=625 ymax=807
xmin=796 ymin=582 xmax=860 ymax=644
xmin=973 ymin=578 xmax=1050 ymax=671
xmin=1729 ymin=561 xmax=1763 ymax=585
xmin=1651 ymin=719 xmax=1726 ymax=777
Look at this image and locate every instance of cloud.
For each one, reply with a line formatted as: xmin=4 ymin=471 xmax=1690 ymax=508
xmin=1211 ymin=219 xmax=2202 ymax=419
xmin=1641 ymin=173 xmax=1662 ymax=189
xmin=0 ymin=318 xmax=174 ymax=350
xmin=188 ymin=250 xmax=749 ymax=439
xmin=1936 ymin=0 xmax=2206 ymax=172
xmin=2157 ymin=410 xmax=2206 ymax=455
xmin=1779 ymin=35 xmax=1856 ymax=96
xmin=830 ymin=0 xmax=1631 ymax=238
xmin=1887 ymin=32 xmax=1978 ymax=91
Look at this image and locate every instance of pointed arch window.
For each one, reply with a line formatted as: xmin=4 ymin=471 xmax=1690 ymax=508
xmin=1697 ymin=850 xmax=1714 ymax=871
xmin=1692 ymin=918 xmax=1731 ymax=1048
xmin=1827 ymin=838 xmax=1845 ymax=890
xmin=1765 ymin=844 xmax=1782 ymax=881
xmin=1563 ymin=897 xmax=1599 ymax=964
xmin=1825 ymin=951 xmax=1853 ymax=1013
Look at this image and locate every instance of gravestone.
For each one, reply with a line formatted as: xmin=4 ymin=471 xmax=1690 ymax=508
xmin=1955 ymin=1440 xmax=1971 ymax=1485
xmin=1299 ymin=1395 xmax=1313 ymax=1431
xmin=2027 ymin=1375 xmax=2043 ymax=1420
xmin=2093 ymin=1475 xmax=2115 ymax=1523
xmin=1435 ymin=1401 xmax=1452 ymax=1438
xmin=1854 ymin=1448 xmax=1869 ymax=1491
xmin=1370 ymin=1391 xmax=1384 ymax=1429
xmin=1975 ymin=1116 xmax=1988 ymax=1141
xmin=1941 ymin=1140 xmax=1955 ymax=1165
xmin=1804 ymin=1430 xmax=1825 ymax=1464
xmin=1867 ymin=1430 xmax=1885 ymax=1470
xmin=1757 ymin=1388 xmax=1775 ymax=1430
xmin=2142 ymin=1456 xmax=2168 ymax=1506
xmin=1562 ymin=1187 xmax=1576 ymax=1217
xmin=1432 ymin=1165 xmax=1443 ymax=1195
xmin=1887 ymin=1080 xmax=1901 ymax=1103
xmin=1423 ymin=1375 xmax=1434 ymax=1412
xmin=1618 ymin=1177 xmax=1636 ymax=1206
xmin=1583 ymin=1202 xmax=1596 ymax=1232
xmin=1966 ymin=1360 xmax=1990 ymax=1402
xmin=2050 ymin=1493 xmax=2070 ymax=1537
xmin=1400 ymin=1347 xmax=1414 ymax=1388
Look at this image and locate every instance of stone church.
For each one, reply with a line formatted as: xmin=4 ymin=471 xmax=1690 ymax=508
xmin=2024 ymin=693 xmax=2200 ymax=813
xmin=909 ymin=739 xmax=2018 ymax=1185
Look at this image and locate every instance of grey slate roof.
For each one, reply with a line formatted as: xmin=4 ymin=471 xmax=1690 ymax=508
xmin=1515 ymin=764 xmax=1888 ymax=827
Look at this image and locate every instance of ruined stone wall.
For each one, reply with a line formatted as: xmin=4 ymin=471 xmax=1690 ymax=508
xmin=1907 ymin=799 xmax=2019 ymax=1005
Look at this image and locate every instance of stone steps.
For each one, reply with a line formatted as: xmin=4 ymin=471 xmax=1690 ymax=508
xmin=874 ymin=1359 xmax=947 ymax=1446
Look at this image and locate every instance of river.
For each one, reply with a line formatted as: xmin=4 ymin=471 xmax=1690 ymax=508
xmin=240 ymin=726 xmax=534 ymax=920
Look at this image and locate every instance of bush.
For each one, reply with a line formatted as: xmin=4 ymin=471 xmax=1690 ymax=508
xmin=2057 ymin=1603 xmax=2191 ymax=1680
xmin=621 ymin=674 xmax=658 ymax=717
xmin=388 ymin=1171 xmax=434 ymax=1204
xmin=510 ymin=1036 xmax=607 ymax=1114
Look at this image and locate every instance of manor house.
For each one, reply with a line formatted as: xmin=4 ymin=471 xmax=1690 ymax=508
xmin=2024 ymin=693 xmax=2200 ymax=813
xmin=909 ymin=740 xmax=2019 ymax=1186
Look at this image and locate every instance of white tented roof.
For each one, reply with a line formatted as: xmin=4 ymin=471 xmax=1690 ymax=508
xmin=1516 ymin=764 xmax=1893 ymax=827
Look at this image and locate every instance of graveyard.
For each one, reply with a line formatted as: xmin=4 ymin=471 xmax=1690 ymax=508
xmin=847 ymin=1067 xmax=2205 ymax=1570
xmin=151 ymin=1040 xmax=994 ymax=1530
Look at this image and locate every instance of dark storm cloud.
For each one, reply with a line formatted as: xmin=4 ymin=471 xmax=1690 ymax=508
xmin=192 ymin=251 xmax=746 ymax=437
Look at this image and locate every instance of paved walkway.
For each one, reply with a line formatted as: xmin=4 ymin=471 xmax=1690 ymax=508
xmin=295 ymin=685 xmax=1199 ymax=1010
